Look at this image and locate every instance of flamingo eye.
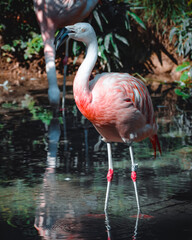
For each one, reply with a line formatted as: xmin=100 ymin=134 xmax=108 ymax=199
xmin=81 ymin=28 xmax=86 ymax=33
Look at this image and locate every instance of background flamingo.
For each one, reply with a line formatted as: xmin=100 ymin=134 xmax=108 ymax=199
xmin=55 ymin=22 xmax=161 ymax=213
xmin=33 ymin=0 xmax=99 ymax=110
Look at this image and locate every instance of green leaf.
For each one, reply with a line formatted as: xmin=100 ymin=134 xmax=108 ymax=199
xmin=93 ymin=11 xmax=103 ymax=32
xmin=169 ymin=27 xmax=178 ymax=42
xmin=180 ymin=71 xmax=189 ymax=82
xmin=24 ymin=53 xmax=29 ymax=60
xmin=104 ymin=34 xmax=111 ymax=52
xmin=1 ymin=44 xmax=15 ymax=52
xmin=127 ymin=11 xmax=146 ymax=30
xmin=7 ymin=219 xmax=17 ymax=228
xmin=184 ymin=39 xmax=191 ymax=56
xmin=98 ymin=45 xmax=107 ymax=62
xmin=72 ymin=41 xmax=77 ymax=56
xmin=0 ymin=24 xmax=5 ymax=30
xmin=100 ymin=12 xmax=108 ymax=24
xmin=114 ymin=34 xmax=129 ymax=46
xmin=110 ymin=35 xmax=119 ymax=58
xmin=176 ymin=62 xmax=191 ymax=72
xmin=13 ymin=40 xmax=20 ymax=47
xmin=175 ymin=88 xmax=190 ymax=99
xmin=72 ymin=41 xmax=81 ymax=56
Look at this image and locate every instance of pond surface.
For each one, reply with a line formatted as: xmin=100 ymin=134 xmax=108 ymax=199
xmin=0 ymin=80 xmax=192 ymax=240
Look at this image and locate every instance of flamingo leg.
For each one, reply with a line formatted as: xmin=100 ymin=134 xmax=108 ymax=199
xmin=43 ymin=31 xmax=60 ymax=111
xmin=62 ymin=38 xmax=69 ymax=114
xmin=129 ymin=145 xmax=140 ymax=212
xmin=104 ymin=143 xmax=114 ymax=212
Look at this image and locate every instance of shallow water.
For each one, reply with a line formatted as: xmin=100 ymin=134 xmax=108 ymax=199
xmin=0 ymin=82 xmax=192 ymax=240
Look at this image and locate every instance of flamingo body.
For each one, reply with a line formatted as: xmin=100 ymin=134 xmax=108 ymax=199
xmin=74 ymin=72 xmax=156 ymax=144
xmin=33 ymin=0 xmax=99 ymax=31
xmin=33 ymin=0 xmax=99 ymax=107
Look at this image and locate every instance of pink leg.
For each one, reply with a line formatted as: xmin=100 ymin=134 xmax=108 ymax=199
xmin=104 ymin=143 xmax=114 ymax=212
xmin=40 ymin=26 xmax=60 ymax=109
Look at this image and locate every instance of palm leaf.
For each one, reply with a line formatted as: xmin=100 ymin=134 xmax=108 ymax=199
xmin=128 ymin=11 xmax=146 ymax=30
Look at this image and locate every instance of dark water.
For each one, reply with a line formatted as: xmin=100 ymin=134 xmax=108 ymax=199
xmin=0 ymin=82 xmax=192 ymax=240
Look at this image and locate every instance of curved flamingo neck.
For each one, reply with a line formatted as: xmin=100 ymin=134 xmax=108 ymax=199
xmin=73 ymin=38 xmax=98 ymax=104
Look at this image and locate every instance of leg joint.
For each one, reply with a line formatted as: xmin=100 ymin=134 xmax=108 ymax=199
xmin=131 ymin=163 xmax=138 ymax=172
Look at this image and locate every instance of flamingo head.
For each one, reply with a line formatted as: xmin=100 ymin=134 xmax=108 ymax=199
xmin=55 ymin=22 xmax=96 ymax=50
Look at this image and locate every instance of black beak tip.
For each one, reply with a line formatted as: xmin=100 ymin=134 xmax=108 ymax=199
xmin=55 ymin=40 xmax=60 ymax=52
xmin=54 ymin=27 xmax=69 ymax=51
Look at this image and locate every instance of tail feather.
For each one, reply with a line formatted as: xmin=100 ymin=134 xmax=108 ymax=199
xmin=150 ymin=134 xmax=161 ymax=158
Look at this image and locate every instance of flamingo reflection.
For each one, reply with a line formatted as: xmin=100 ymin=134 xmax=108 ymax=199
xmin=34 ymin=116 xmax=104 ymax=239
xmin=34 ymin=117 xmax=83 ymax=239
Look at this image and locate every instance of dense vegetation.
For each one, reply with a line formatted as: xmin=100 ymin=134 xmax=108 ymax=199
xmin=0 ymin=0 xmax=191 ymax=98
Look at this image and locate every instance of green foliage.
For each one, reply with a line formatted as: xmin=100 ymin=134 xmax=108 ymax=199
xmin=0 ymin=94 xmax=63 ymax=126
xmin=0 ymin=180 xmax=37 ymax=234
xmin=1 ymin=44 xmax=15 ymax=52
xmin=0 ymin=0 xmax=38 ymax=41
xmin=1 ymin=102 xmax=19 ymax=109
xmin=94 ymin=0 xmax=146 ymax=71
xmin=174 ymin=88 xmax=191 ymax=99
xmin=23 ymin=32 xmax=43 ymax=59
xmin=97 ymin=33 xmax=128 ymax=70
xmin=72 ymin=0 xmax=146 ymax=71
xmin=169 ymin=12 xmax=192 ymax=59
xmin=169 ymin=6 xmax=192 ymax=99
xmin=0 ymin=0 xmax=42 ymax=61
xmin=0 ymin=0 xmax=190 ymax=74
xmin=21 ymin=94 xmax=53 ymax=125
xmin=21 ymin=94 xmax=36 ymax=110
xmin=135 ymin=0 xmax=187 ymax=30
xmin=1 ymin=32 xmax=43 ymax=60
xmin=29 ymin=106 xmax=53 ymax=125
xmin=174 ymin=61 xmax=192 ymax=99
xmin=0 ymin=24 xmax=5 ymax=31
xmin=128 ymin=11 xmax=146 ymax=30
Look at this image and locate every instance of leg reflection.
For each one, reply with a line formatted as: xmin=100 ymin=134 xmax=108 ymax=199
xmin=104 ymin=210 xmax=112 ymax=240
xmin=104 ymin=209 xmax=140 ymax=240
xmin=132 ymin=210 xmax=140 ymax=240
xmin=34 ymin=118 xmax=61 ymax=239
xmin=47 ymin=118 xmax=61 ymax=168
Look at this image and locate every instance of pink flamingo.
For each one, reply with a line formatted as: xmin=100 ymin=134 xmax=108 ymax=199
xmin=55 ymin=22 xmax=161 ymax=212
xmin=33 ymin=0 xmax=99 ymax=109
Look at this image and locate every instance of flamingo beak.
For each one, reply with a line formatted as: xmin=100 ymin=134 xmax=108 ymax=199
xmin=54 ymin=27 xmax=70 ymax=51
